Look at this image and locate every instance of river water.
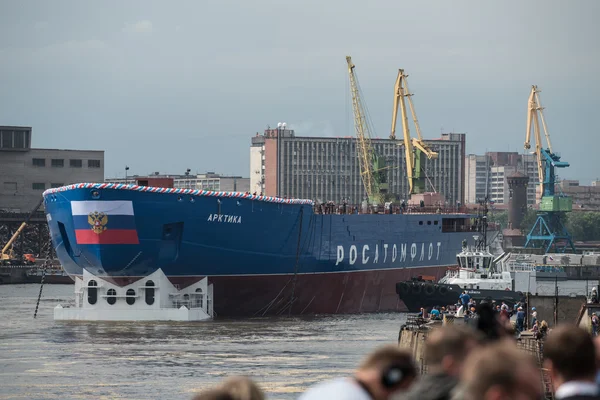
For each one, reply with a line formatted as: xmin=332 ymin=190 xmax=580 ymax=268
xmin=0 ymin=284 xmax=406 ymax=400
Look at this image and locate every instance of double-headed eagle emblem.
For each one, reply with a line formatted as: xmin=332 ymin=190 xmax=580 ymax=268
xmin=88 ymin=211 xmax=108 ymax=234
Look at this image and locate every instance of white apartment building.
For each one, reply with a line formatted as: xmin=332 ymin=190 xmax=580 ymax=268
xmin=464 ymin=152 xmax=539 ymax=205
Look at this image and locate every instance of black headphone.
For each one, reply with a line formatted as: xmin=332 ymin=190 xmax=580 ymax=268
xmin=381 ymin=364 xmax=412 ymax=388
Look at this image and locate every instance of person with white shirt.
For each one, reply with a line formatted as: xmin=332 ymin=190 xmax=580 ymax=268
xmin=543 ymin=325 xmax=600 ymax=400
xmin=299 ymin=345 xmax=416 ymax=400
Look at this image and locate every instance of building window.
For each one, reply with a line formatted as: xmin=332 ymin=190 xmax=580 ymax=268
xmin=51 ymin=159 xmax=64 ymax=167
xmin=88 ymin=159 xmax=101 ymax=168
xmin=70 ymin=159 xmax=82 ymax=168
xmin=126 ymin=289 xmax=136 ymax=305
xmin=32 ymin=158 xmax=45 ymax=167
xmin=88 ymin=280 xmax=98 ymax=305
xmin=51 ymin=183 xmax=64 ymax=188
xmin=145 ymin=281 xmax=155 ymax=305
xmin=32 ymin=183 xmax=46 ymax=190
xmin=106 ymin=288 xmax=117 ymax=305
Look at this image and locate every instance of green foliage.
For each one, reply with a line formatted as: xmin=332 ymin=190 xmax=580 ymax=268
xmin=488 ymin=210 xmax=508 ymax=229
xmin=565 ymin=212 xmax=600 ymax=242
xmin=521 ymin=209 xmax=539 ymax=232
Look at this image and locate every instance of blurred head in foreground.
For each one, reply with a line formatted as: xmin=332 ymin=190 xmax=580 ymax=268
xmin=300 ymin=344 xmax=417 ymax=400
xmin=461 ymin=340 xmax=542 ymax=400
xmin=401 ymin=325 xmax=483 ymax=400
xmin=192 ymin=376 xmax=265 ymax=400
xmin=543 ymin=325 xmax=598 ymax=396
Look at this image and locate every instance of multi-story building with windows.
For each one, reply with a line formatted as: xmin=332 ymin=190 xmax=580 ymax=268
xmin=173 ymin=172 xmax=250 ymax=192
xmin=250 ymin=127 xmax=466 ymax=205
xmin=0 ymin=126 xmax=104 ymax=212
xmin=106 ymin=172 xmax=250 ymax=193
xmin=464 ymin=152 xmax=539 ymax=205
xmin=557 ymin=180 xmax=600 ymax=211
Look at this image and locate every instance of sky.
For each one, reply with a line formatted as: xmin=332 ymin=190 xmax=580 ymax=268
xmin=0 ymin=0 xmax=598 ymax=183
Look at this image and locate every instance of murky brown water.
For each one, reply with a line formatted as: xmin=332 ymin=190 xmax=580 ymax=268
xmin=0 ymin=284 xmax=406 ymax=400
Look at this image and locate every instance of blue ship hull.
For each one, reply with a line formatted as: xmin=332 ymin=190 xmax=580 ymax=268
xmin=43 ymin=183 xmax=482 ymax=316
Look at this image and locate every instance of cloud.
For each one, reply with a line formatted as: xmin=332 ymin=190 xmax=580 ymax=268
xmin=123 ymin=20 xmax=153 ymax=34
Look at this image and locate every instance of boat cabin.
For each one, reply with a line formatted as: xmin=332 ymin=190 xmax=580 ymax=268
xmin=456 ymin=250 xmax=493 ymax=271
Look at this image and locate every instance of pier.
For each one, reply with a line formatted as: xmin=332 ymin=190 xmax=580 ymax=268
xmin=398 ymin=297 xmax=600 ymax=400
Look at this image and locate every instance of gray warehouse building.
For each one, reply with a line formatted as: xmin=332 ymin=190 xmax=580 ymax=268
xmin=0 ymin=126 xmax=104 ymax=212
xmin=250 ymin=127 xmax=465 ymax=205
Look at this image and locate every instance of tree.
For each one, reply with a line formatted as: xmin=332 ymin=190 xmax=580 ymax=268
xmin=565 ymin=212 xmax=600 ymax=241
xmin=488 ymin=210 xmax=508 ymax=229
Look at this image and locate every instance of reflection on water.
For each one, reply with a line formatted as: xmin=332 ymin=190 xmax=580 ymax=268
xmin=0 ymin=284 xmax=405 ymax=400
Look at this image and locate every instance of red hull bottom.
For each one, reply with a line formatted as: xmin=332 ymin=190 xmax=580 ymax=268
xmin=206 ymin=266 xmax=450 ymax=317
xmin=71 ymin=266 xmax=453 ymax=317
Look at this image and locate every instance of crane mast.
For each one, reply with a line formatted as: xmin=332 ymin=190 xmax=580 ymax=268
xmin=523 ymin=85 xmax=574 ymax=253
xmin=346 ymin=56 xmax=388 ymax=206
xmin=390 ymin=69 xmax=438 ymax=196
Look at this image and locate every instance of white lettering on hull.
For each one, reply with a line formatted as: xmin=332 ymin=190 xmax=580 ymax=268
xmin=335 ymin=241 xmax=443 ymax=267
xmin=207 ymin=214 xmax=242 ymax=224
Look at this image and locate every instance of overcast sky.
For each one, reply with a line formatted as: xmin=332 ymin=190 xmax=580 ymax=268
xmin=1 ymin=0 xmax=598 ymax=183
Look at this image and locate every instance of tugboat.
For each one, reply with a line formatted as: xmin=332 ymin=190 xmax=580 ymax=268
xmin=395 ymin=200 xmax=525 ymax=312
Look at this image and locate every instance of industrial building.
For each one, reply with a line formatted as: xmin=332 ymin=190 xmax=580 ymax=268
xmin=250 ymin=127 xmax=466 ymax=205
xmin=0 ymin=126 xmax=104 ymax=212
xmin=106 ymin=172 xmax=250 ymax=193
xmin=557 ymin=180 xmax=600 ymax=211
xmin=464 ymin=152 xmax=539 ymax=206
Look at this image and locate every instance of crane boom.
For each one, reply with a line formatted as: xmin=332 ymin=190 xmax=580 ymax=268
xmin=390 ymin=69 xmax=438 ymax=195
xmin=524 ymin=85 xmax=568 ymax=200
xmin=346 ymin=56 xmax=376 ymax=203
xmin=522 ymin=84 xmax=574 ymax=253
xmin=1 ymin=197 xmax=44 ymax=261
xmin=346 ymin=56 xmax=390 ymax=205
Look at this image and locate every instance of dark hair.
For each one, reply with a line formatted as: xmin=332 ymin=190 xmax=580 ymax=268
xmin=543 ymin=325 xmax=596 ymax=381
xmin=474 ymin=302 xmax=502 ymax=342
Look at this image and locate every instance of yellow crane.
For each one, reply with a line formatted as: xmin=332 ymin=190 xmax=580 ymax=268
xmin=1 ymin=197 xmax=44 ymax=265
xmin=523 ymin=85 xmax=574 ymax=253
xmin=346 ymin=56 xmax=389 ymax=205
xmin=390 ymin=69 xmax=438 ymax=196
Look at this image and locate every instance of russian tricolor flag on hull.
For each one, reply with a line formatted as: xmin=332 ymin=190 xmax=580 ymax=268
xmin=71 ymin=201 xmax=139 ymax=245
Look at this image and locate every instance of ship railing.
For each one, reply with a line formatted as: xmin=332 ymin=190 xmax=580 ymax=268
xmin=312 ymin=204 xmax=472 ymax=216
xmin=405 ymin=314 xmax=428 ymax=330
xmin=169 ymin=292 xmax=206 ymax=309
xmin=504 ymin=262 xmax=537 ymax=272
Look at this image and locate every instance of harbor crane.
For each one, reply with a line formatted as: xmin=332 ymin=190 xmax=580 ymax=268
xmin=346 ymin=56 xmax=389 ymax=206
xmin=389 ymin=69 xmax=438 ymax=196
xmin=1 ymin=197 xmax=44 ymax=265
xmin=523 ymin=85 xmax=575 ymax=253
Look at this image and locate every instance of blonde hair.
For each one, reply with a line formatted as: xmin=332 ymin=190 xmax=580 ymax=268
xmin=192 ymin=376 xmax=264 ymax=400
xmin=219 ymin=376 xmax=265 ymax=400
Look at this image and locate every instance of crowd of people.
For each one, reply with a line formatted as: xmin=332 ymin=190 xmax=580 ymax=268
xmin=191 ymin=303 xmax=600 ymax=400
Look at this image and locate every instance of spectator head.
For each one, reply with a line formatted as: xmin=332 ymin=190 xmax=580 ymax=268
xmin=354 ymin=345 xmax=417 ymax=400
xmin=461 ymin=340 xmax=541 ymax=400
xmin=219 ymin=376 xmax=265 ymax=400
xmin=543 ymin=325 xmax=597 ymax=389
xmin=192 ymin=389 xmax=235 ymax=400
xmin=193 ymin=376 xmax=264 ymax=400
xmin=424 ymin=325 xmax=482 ymax=377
